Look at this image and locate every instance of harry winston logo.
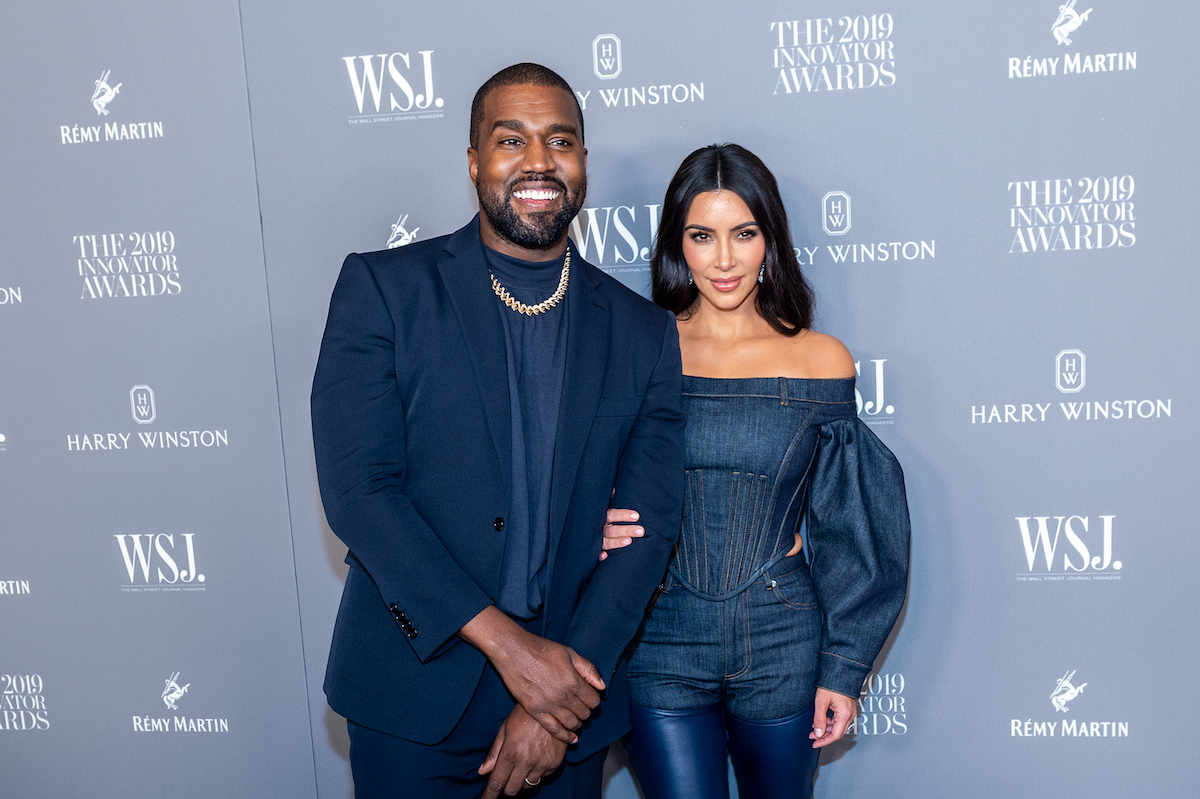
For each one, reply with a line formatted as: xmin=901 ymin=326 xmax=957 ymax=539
xmin=91 ymin=70 xmax=121 ymax=115
xmin=593 ymin=35 xmax=622 ymax=80
xmin=822 ymin=191 xmax=851 ymax=236
xmin=130 ymin=385 xmax=156 ymax=424
xmin=1056 ymin=350 xmax=1085 ymax=393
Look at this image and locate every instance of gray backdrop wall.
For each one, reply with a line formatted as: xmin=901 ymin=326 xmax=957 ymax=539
xmin=3 ymin=1 xmax=1196 ymax=796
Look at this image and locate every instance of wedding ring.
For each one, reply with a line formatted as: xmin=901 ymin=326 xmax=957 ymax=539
xmin=524 ymin=776 xmax=541 ymax=786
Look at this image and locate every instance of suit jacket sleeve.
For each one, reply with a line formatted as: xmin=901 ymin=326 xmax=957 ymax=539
xmin=563 ymin=316 xmax=685 ymax=680
xmin=311 ymin=253 xmax=493 ymax=662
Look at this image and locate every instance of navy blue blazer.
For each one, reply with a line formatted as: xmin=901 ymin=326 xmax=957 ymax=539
xmin=312 ymin=218 xmax=685 ymax=759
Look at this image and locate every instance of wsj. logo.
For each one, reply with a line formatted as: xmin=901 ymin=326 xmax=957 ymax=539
xmin=1056 ymin=349 xmax=1085 ymax=393
xmin=855 ymin=359 xmax=894 ymax=424
xmin=386 ymin=214 xmax=419 ymax=249
xmin=130 ymin=385 xmax=156 ymax=424
xmin=1051 ymin=670 xmax=1086 ymax=712
xmin=822 ymin=192 xmax=851 ymax=236
xmin=343 ymin=50 xmax=442 ymax=116
xmin=570 ymin=204 xmax=662 ymax=271
xmin=115 ymin=533 xmax=205 ymax=586
xmin=161 ymin=672 xmax=189 ymax=710
xmin=1016 ymin=515 xmax=1120 ymax=574
xmin=593 ymin=34 xmax=622 ymax=80
xmin=1052 ymin=1 xmax=1092 ymax=46
xmin=91 ymin=70 xmax=121 ymax=115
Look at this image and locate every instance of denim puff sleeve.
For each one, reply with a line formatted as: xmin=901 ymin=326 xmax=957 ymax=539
xmin=805 ymin=418 xmax=910 ymax=698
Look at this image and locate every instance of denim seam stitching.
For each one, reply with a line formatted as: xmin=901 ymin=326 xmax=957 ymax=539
xmin=726 ymin=590 xmax=753 ymax=681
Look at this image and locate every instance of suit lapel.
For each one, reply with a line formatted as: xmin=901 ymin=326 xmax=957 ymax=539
xmin=548 ymin=249 xmax=608 ymax=555
xmin=438 ymin=219 xmax=511 ymax=487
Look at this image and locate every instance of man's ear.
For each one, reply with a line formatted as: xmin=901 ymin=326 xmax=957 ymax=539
xmin=467 ymin=147 xmax=478 ymax=184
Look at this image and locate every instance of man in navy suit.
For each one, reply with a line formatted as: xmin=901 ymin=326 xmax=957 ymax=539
xmin=312 ymin=63 xmax=685 ymax=798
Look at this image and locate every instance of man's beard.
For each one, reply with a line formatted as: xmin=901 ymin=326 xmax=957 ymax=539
xmin=477 ymin=174 xmax=586 ymax=250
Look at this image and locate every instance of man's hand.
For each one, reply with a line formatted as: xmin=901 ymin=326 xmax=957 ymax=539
xmin=460 ymin=607 xmax=605 ymax=743
xmin=599 ymin=506 xmax=643 ymax=561
xmin=479 ymin=705 xmax=568 ymax=798
xmin=809 ymin=687 xmax=857 ymax=748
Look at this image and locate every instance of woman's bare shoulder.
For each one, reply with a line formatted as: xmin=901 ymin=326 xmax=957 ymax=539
xmin=786 ymin=330 xmax=855 ymax=379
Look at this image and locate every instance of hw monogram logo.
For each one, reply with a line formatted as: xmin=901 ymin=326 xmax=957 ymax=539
xmin=822 ymin=191 xmax=851 ymax=236
xmin=130 ymin=385 xmax=156 ymax=424
xmin=593 ymin=35 xmax=622 ymax=80
xmin=1056 ymin=349 xmax=1085 ymax=393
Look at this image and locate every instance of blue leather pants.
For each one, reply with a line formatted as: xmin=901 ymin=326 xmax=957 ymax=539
xmin=626 ymin=701 xmax=819 ymax=799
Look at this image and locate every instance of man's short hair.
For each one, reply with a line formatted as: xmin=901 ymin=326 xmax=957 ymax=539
xmin=469 ymin=63 xmax=584 ymax=150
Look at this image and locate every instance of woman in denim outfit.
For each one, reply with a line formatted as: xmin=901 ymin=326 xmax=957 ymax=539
xmin=604 ymin=144 xmax=910 ymax=799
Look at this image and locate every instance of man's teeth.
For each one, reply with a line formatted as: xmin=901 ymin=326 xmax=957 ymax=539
xmin=513 ymin=189 xmax=560 ymax=200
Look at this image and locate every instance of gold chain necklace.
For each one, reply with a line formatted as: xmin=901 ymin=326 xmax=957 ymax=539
xmin=490 ymin=248 xmax=570 ymax=316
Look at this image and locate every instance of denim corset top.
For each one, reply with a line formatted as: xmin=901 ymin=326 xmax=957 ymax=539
xmin=670 ymin=375 xmax=857 ymax=601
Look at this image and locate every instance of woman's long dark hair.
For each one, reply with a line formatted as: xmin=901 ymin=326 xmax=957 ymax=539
xmin=650 ymin=143 xmax=814 ymax=335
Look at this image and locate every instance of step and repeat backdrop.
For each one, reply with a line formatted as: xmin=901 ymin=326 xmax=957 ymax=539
xmin=2 ymin=1 xmax=1196 ymax=796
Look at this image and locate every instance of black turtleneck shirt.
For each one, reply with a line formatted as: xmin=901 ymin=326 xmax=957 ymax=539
xmin=482 ymin=244 xmax=570 ymax=619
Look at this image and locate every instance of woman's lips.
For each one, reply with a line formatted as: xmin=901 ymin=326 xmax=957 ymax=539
xmin=710 ymin=276 xmax=742 ymax=292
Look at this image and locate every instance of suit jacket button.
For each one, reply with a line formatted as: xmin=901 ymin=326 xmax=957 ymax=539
xmin=493 ymin=517 xmax=505 ymax=532
xmin=406 ymin=630 xmax=418 ymax=639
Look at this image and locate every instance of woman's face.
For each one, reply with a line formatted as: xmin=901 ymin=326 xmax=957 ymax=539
xmin=681 ymin=190 xmax=766 ymax=314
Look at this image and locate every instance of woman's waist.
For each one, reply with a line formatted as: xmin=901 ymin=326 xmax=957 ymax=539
xmin=667 ymin=547 xmax=810 ymax=601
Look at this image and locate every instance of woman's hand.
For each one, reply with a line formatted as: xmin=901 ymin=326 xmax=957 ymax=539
xmin=599 ymin=506 xmax=643 ymax=561
xmin=809 ymin=687 xmax=857 ymax=748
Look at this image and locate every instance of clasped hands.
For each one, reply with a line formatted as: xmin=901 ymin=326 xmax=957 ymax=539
xmin=459 ymin=505 xmax=648 ymax=795
xmin=459 ymin=607 xmax=606 ymax=797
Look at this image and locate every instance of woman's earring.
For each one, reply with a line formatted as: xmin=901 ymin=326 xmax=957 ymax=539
xmin=758 ymin=264 xmax=765 ymax=283
xmin=688 ymin=272 xmax=694 ymax=285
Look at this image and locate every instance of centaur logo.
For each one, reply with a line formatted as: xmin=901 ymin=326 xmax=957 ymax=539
xmin=1052 ymin=1 xmax=1092 ymax=46
xmin=386 ymin=215 xmax=419 ymax=249
xmin=1011 ymin=670 xmax=1128 ymax=737
xmin=133 ymin=674 xmax=228 ymax=733
xmin=1015 ymin=515 xmax=1121 ymax=579
xmin=822 ymin=191 xmax=851 ymax=236
xmin=1051 ymin=670 xmax=1086 ymax=712
xmin=161 ymin=672 xmax=189 ymax=710
xmin=91 ymin=70 xmax=121 ymax=115
xmin=593 ymin=35 xmax=621 ymax=80
xmin=343 ymin=50 xmax=443 ymax=121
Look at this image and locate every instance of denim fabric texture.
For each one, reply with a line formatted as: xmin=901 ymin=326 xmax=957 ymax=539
xmin=628 ymin=376 xmax=910 ymax=711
